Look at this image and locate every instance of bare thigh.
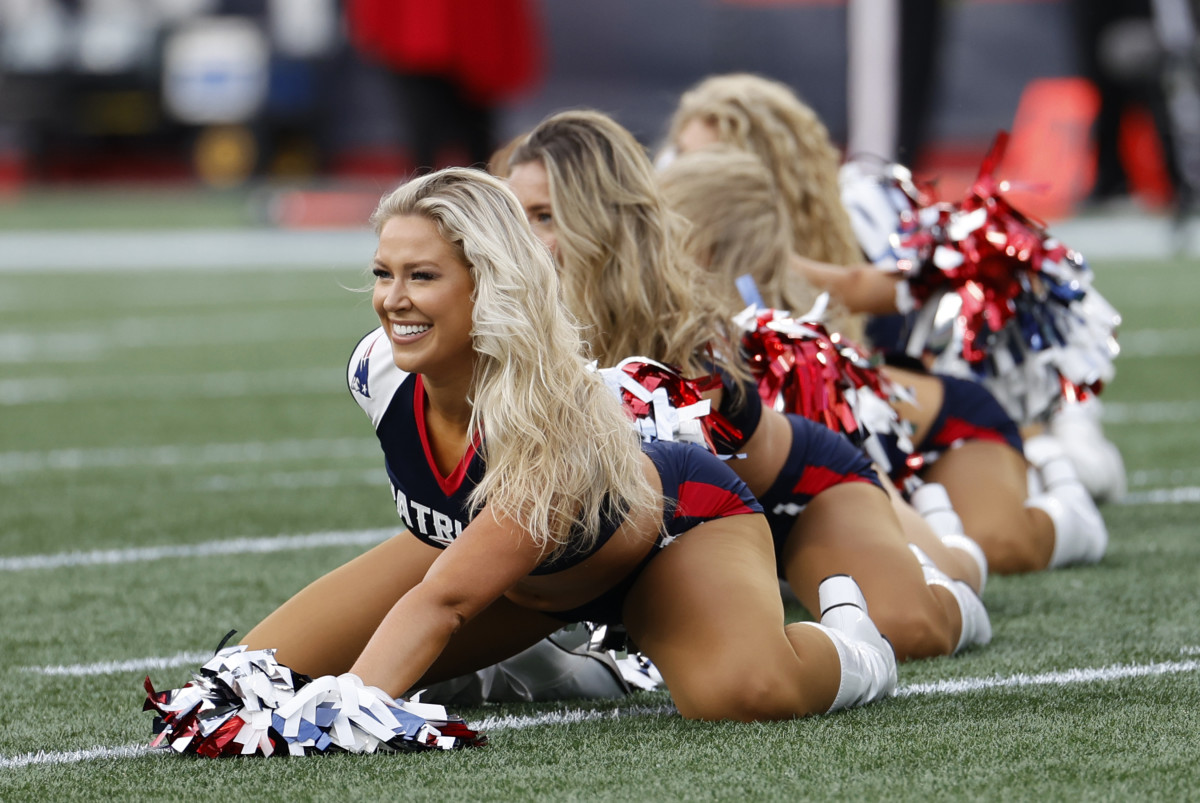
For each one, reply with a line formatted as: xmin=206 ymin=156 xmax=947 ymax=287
xmin=622 ymin=514 xmax=840 ymax=721
xmin=780 ymin=482 xmax=954 ymax=660
xmin=923 ymin=440 xmax=1054 ymax=572
xmin=415 ymin=598 xmax=567 ymax=690
xmin=241 ymin=532 xmax=438 ymax=677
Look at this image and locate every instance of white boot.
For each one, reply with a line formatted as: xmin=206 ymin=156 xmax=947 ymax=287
xmin=416 ymin=630 xmax=631 ymax=705
xmin=1049 ymin=398 xmax=1127 ymax=503
xmin=909 ymin=481 xmax=989 ymax=593
xmin=799 ymin=575 xmax=897 ymax=712
xmin=909 ymin=545 xmax=992 ymax=654
xmin=1024 ymin=434 xmax=1109 ymax=567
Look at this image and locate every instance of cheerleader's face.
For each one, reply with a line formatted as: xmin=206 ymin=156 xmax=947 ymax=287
xmin=675 ymin=117 xmax=722 ymax=155
xmin=507 ymin=160 xmax=558 ymax=257
xmin=372 ymin=215 xmax=476 ymax=382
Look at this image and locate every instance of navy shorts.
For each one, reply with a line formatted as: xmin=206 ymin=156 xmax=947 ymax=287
xmin=879 ymin=374 xmax=1023 ymax=481
xmin=759 ymin=415 xmax=883 ymax=555
xmin=546 ymin=440 xmax=763 ymax=625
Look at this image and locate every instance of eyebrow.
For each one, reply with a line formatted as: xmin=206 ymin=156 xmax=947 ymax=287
xmin=372 ymin=257 xmax=443 ymax=270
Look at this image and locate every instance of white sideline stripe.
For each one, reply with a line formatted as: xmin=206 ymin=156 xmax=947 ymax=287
xmin=4 ymin=657 xmax=1199 ymax=770
xmin=472 ymin=702 xmax=679 ymax=732
xmin=197 ymin=469 xmax=386 ymax=492
xmin=1117 ymin=486 xmax=1200 ymax=505
xmin=0 ymin=229 xmax=377 ymax=272
xmin=0 ymin=529 xmax=394 ymax=572
xmin=0 ymin=744 xmax=153 ymax=770
xmin=1103 ymin=400 xmax=1200 ymax=424
xmin=0 ymin=368 xmax=341 ymax=405
xmin=895 ymin=658 xmax=1200 ymax=697
xmin=1129 ymin=467 xmax=1200 ymax=487
xmin=0 ymin=317 xmax=355 ymax=365
xmin=25 ymin=652 xmax=213 ymax=677
xmin=0 ymin=214 xmax=1191 ymax=274
xmin=0 ymin=437 xmax=379 ymax=474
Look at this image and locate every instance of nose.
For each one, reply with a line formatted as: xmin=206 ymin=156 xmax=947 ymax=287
xmin=381 ymin=278 xmax=411 ymax=312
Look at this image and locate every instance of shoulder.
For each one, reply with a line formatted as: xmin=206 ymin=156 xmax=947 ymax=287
xmin=347 ymin=327 xmax=410 ymax=428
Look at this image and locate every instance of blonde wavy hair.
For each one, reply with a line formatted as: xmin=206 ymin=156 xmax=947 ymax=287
xmin=509 ymin=109 xmax=741 ymax=379
xmin=666 ymin=73 xmax=862 ymax=268
xmin=658 ymin=145 xmax=859 ymax=337
xmin=371 ymin=168 xmax=657 ymax=558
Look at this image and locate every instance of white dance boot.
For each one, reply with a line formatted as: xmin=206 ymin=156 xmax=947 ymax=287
xmin=416 ymin=629 xmax=631 ymax=705
xmin=1049 ymin=398 xmax=1127 ymax=503
xmin=909 ymin=545 xmax=992 ymax=654
xmin=800 ymin=575 xmax=897 ymax=712
xmin=1024 ymin=434 xmax=1109 ymax=567
xmin=909 ymin=481 xmax=989 ymax=593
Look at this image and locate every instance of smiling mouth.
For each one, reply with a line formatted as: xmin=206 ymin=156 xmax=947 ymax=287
xmin=392 ymin=323 xmax=431 ymax=337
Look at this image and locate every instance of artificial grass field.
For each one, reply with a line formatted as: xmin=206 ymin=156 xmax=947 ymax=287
xmin=1 ymin=228 xmax=1197 ymax=801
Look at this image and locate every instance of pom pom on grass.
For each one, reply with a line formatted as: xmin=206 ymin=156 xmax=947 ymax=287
xmin=144 ymin=646 xmax=485 ymax=757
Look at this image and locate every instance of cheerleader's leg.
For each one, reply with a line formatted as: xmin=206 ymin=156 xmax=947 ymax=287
xmin=923 ymin=440 xmax=1056 ymax=573
xmin=622 ymin=513 xmax=895 ymax=719
xmin=1024 ymin=433 xmax=1109 ymax=567
xmin=241 ymin=531 xmax=439 ymax=678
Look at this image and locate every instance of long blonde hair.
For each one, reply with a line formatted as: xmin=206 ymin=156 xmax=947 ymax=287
xmin=658 ymin=145 xmax=857 ymax=336
xmin=667 ymin=73 xmax=862 ymax=268
xmin=509 ymin=109 xmax=740 ymax=378
xmin=371 ymin=168 xmax=657 ymax=557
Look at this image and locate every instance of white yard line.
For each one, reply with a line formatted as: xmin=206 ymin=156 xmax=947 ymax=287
xmin=0 ymin=368 xmax=341 ymax=405
xmin=0 ymin=437 xmax=378 ymax=474
xmin=24 ymin=652 xmax=213 ymax=677
xmin=4 ymin=655 xmax=1199 ymax=770
xmin=1117 ymin=486 xmax=1200 ymax=505
xmin=895 ymin=657 xmax=1200 ymax=696
xmin=0 ymin=315 xmax=354 ymax=364
xmin=1128 ymin=467 xmax=1200 ymax=487
xmin=0 ymin=744 xmax=155 ymax=770
xmin=0 ymin=216 xmax=1186 ymax=276
xmin=0 ymin=473 xmax=1193 ymax=573
xmin=0 ymin=529 xmax=394 ymax=572
xmin=0 ymin=229 xmax=376 ymax=273
xmin=196 ymin=468 xmax=385 ymax=492
xmin=1102 ymin=400 xmax=1200 ymax=424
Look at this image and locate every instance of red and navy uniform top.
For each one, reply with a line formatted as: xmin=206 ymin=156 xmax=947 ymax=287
xmin=348 ymin=329 xmax=762 ymax=576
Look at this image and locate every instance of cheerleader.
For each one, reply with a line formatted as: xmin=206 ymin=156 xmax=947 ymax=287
xmin=665 ymin=71 xmax=1125 ymax=506
xmin=230 ymin=167 xmax=896 ymax=724
xmin=655 ymin=137 xmax=1105 ymax=574
xmin=503 ymin=109 xmax=990 ymax=659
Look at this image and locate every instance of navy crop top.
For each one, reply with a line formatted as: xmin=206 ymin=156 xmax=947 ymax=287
xmin=348 ymin=327 xmax=624 ymax=574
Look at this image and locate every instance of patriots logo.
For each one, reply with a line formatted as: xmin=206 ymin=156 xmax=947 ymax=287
xmin=351 ymin=339 xmax=376 ymax=397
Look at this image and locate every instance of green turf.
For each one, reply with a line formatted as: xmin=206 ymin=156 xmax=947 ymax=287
xmin=1 ymin=253 xmax=1198 ymax=801
xmin=0 ymin=187 xmax=259 ymax=230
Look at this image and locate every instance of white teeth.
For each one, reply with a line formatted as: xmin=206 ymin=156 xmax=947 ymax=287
xmin=392 ymin=323 xmax=431 ymax=337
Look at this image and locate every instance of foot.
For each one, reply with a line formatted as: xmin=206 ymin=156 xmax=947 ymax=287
xmin=910 ymin=482 xmax=988 ymax=592
xmin=909 ymin=545 xmax=992 ymax=654
xmin=1048 ymin=400 xmax=1127 ymax=503
xmin=1025 ymin=435 xmax=1109 ymax=566
xmin=811 ymin=575 xmax=898 ymax=711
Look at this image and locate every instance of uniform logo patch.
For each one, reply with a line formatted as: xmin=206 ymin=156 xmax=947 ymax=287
xmin=352 ymin=338 xmax=377 ymax=397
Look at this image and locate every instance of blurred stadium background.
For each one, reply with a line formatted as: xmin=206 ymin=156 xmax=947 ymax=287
xmin=1 ymin=0 xmax=1194 ymax=231
xmin=3 ymin=3 xmax=1200 ymax=793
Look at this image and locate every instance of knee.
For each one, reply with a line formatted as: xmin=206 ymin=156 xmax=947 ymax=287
xmin=673 ymin=668 xmax=809 ymax=722
xmin=974 ymin=520 xmax=1049 ymax=574
xmin=872 ymin=606 xmax=954 ymax=661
